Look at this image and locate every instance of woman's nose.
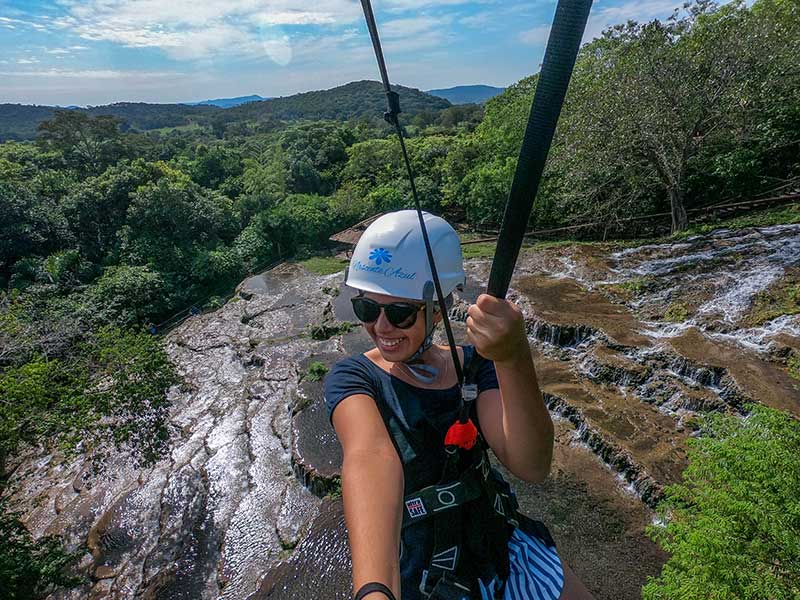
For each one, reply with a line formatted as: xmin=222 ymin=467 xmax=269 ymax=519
xmin=373 ymin=309 xmax=395 ymax=333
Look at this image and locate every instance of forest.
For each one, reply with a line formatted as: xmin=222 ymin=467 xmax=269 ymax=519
xmin=1 ymin=0 xmax=799 ymax=598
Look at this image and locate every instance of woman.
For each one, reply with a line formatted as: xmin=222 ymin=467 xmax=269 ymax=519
xmin=325 ymin=211 xmax=593 ymax=600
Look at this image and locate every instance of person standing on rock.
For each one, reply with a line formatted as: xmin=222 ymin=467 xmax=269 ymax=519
xmin=324 ymin=210 xmax=593 ymax=600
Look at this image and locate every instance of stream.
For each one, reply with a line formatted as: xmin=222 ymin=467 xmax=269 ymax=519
xmin=6 ymin=223 xmax=799 ymax=600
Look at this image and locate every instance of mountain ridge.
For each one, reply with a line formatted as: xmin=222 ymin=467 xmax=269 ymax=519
xmin=0 ymin=81 xmax=450 ymax=141
xmin=426 ymin=85 xmax=505 ymax=105
xmin=183 ymin=95 xmax=269 ymax=108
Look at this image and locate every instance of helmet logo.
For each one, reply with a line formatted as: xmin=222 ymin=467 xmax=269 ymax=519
xmin=369 ymin=248 xmax=392 ymax=265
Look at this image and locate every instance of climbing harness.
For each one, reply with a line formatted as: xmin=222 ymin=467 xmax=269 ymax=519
xmin=358 ymin=0 xmax=592 ymax=596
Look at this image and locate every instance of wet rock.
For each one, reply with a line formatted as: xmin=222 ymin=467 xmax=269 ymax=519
xmin=275 ymin=484 xmax=320 ymax=552
xmin=579 ymin=346 xmax=651 ymax=388
xmin=251 ymin=499 xmax=352 ymax=600
xmin=291 ymin=353 xmax=345 ymax=498
xmin=87 ymin=491 xmax=137 ymax=577
xmin=8 ymin=223 xmax=799 ymax=600
xmin=508 ymin=418 xmax=667 ymax=600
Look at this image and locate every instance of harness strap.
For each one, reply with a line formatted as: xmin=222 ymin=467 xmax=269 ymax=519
xmin=401 ymin=451 xmax=522 ymax=528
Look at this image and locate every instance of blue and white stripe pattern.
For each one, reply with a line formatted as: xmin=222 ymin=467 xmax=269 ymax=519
xmin=478 ymin=527 xmax=564 ymax=600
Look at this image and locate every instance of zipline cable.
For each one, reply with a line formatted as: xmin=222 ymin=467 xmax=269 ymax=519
xmin=488 ymin=0 xmax=593 ymax=299
xmin=360 ymin=0 xmax=465 ymax=393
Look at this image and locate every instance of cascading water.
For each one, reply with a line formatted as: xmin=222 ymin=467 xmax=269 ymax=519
xmin=5 ymin=223 xmax=797 ymax=600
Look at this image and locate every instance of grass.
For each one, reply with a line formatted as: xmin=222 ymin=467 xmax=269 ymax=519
xmin=460 ymin=238 xmax=604 ymax=260
xmin=307 ymin=321 xmax=355 ymax=340
xmin=299 ymin=256 xmax=349 ymax=275
xmin=149 ymin=122 xmax=206 ymax=135
xmin=301 ymin=361 xmax=329 ymax=382
xmin=664 ymin=302 xmax=691 ymax=322
xmin=602 ymin=276 xmax=657 ymax=300
xmin=670 ymin=202 xmax=800 ymax=241
xmin=788 ymin=352 xmax=800 ymax=381
xmin=741 ymin=279 xmax=800 ymax=327
xmin=325 ymin=476 xmax=342 ymax=499
xmin=461 ymin=241 xmax=496 ymax=259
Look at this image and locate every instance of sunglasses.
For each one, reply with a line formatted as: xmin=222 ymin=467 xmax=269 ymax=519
xmin=351 ymin=296 xmax=425 ymax=329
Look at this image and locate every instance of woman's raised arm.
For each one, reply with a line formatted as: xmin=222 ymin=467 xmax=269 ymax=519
xmin=333 ymin=393 xmax=404 ymax=600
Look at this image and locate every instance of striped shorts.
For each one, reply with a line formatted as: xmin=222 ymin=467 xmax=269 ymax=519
xmin=478 ymin=527 xmax=565 ymax=600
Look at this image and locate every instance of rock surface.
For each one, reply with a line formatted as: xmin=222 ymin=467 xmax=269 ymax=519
xmin=5 ymin=223 xmax=798 ymax=600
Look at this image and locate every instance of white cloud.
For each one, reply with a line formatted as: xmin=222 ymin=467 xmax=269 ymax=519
xmin=383 ymin=0 xmax=475 ymax=8
xmin=584 ymin=0 xmax=681 ymax=42
xmin=380 ymin=15 xmax=452 ymax=39
xmin=50 ymin=0 xmax=364 ymax=64
xmin=17 ymin=58 xmax=40 ymax=64
xmin=519 ymin=24 xmax=550 ymax=46
xmin=2 ymin=68 xmax=178 ymax=79
xmin=0 ymin=15 xmax=48 ymax=30
xmin=251 ymin=11 xmax=339 ymax=26
xmin=384 ymin=30 xmax=447 ymax=53
xmin=459 ymin=12 xmax=491 ymax=28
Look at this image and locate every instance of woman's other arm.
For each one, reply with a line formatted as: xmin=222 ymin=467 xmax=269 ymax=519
xmin=466 ymin=294 xmax=554 ymax=483
xmin=333 ymin=393 xmax=404 ymax=599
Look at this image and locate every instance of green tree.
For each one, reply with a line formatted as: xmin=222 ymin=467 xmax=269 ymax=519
xmin=0 ymin=182 xmax=67 ymax=282
xmin=118 ymin=172 xmax=239 ymax=304
xmin=0 ymin=326 xmax=176 ymax=466
xmin=91 ymin=264 xmax=166 ymax=326
xmin=644 ymin=405 xmax=800 ymax=599
xmin=188 ymin=144 xmax=244 ymax=192
xmin=60 ymin=159 xmax=164 ymax=263
xmin=37 ymin=110 xmax=125 ymax=174
xmin=561 ymin=0 xmax=793 ymax=233
xmin=340 ymin=138 xmax=401 ymax=188
xmin=0 ymin=498 xmax=82 ymax=600
xmin=264 ymin=194 xmax=336 ymax=257
xmin=279 ymin=122 xmax=355 ymax=195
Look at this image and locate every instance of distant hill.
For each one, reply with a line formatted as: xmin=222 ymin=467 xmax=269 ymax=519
xmin=0 ymin=81 xmax=451 ymax=141
xmin=183 ymin=95 xmax=268 ymax=108
xmin=227 ymin=80 xmax=450 ymax=122
xmin=0 ymin=103 xmax=220 ymax=141
xmin=426 ymin=85 xmax=505 ymax=105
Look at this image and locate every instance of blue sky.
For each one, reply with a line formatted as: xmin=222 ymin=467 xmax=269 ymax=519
xmin=1 ymin=0 xmax=693 ymax=106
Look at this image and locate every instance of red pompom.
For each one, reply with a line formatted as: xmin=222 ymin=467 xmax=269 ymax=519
xmin=445 ymin=419 xmax=478 ymax=450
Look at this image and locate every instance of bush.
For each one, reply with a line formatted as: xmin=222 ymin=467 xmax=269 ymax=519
xmin=0 ymin=498 xmax=83 ymax=599
xmin=302 ymin=361 xmax=330 ymax=382
xmin=644 ymin=405 xmax=800 ymax=600
xmin=0 ymin=326 xmax=176 ymax=467
xmin=91 ymin=264 xmax=166 ymax=327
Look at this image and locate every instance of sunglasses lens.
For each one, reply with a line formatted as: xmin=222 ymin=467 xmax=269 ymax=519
xmin=385 ymin=303 xmax=419 ymax=329
xmin=351 ymin=297 xmax=380 ymax=323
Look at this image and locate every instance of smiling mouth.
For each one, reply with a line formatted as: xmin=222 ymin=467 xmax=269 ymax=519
xmin=378 ymin=336 xmax=403 ymax=349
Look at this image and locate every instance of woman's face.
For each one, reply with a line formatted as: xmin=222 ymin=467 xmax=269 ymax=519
xmin=361 ymin=291 xmax=437 ymax=362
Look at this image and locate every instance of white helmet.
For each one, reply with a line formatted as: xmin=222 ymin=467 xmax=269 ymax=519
xmin=346 ymin=210 xmax=465 ymax=300
xmin=345 ymin=210 xmax=465 ymax=369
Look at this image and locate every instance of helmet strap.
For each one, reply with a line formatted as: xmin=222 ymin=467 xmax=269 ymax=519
xmin=403 ymin=281 xmax=439 ymax=382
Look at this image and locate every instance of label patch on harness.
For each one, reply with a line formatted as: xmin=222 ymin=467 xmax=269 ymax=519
xmin=405 ymin=497 xmax=427 ymax=518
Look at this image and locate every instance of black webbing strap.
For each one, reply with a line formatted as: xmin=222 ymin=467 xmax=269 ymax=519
xmin=487 ymin=0 xmax=593 ymax=299
xmin=359 ymin=0 xmax=466 ymax=410
xmin=354 ymin=581 xmax=396 ymax=600
xmin=402 ymin=452 xmax=488 ymax=527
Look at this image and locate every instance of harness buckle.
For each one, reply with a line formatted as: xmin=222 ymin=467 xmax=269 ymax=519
xmin=419 ymin=570 xmax=471 ymax=600
xmin=461 ymin=383 xmax=478 ymax=403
